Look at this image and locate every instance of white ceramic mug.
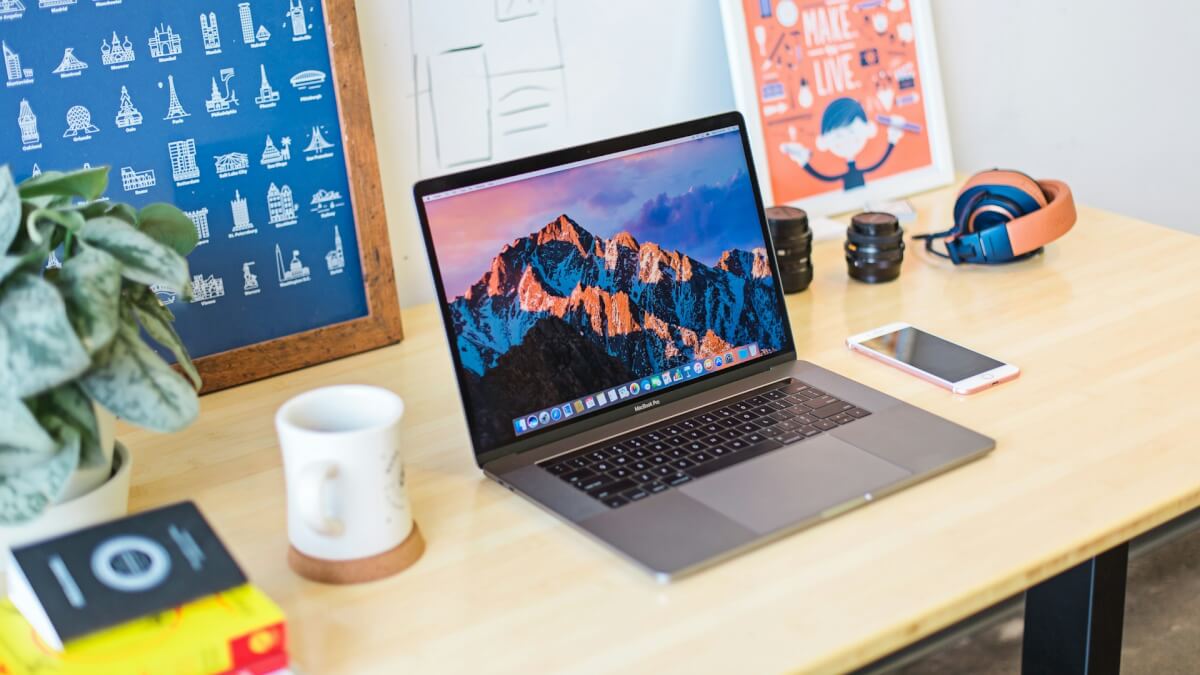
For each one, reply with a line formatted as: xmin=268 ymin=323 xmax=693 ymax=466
xmin=276 ymin=385 xmax=413 ymax=562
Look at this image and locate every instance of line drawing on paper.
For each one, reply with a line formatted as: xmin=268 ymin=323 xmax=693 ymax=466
xmin=409 ymin=0 xmax=568 ymax=173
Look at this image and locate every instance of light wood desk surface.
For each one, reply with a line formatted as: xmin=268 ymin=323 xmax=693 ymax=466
xmin=122 ymin=183 xmax=1200 ymax=674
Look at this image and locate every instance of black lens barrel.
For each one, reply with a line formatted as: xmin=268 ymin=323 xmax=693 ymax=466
xmin=766 ymin=206 xmax=813 ymax=294
xmin=845 ymin=212 xmax=904 ymax=283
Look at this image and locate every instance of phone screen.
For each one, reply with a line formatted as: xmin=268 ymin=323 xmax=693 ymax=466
xmin=861 ymin=327 xmax=1004 ymax=383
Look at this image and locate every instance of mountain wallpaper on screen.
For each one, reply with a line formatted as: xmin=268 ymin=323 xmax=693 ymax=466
xmin=450 ymin=214 xmax=787 ymax=450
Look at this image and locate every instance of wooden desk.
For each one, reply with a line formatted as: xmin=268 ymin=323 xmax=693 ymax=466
xmin=122 ymin=183 xmax=1200 ymax=674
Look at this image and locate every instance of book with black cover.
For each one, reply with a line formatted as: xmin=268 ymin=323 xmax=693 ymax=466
xmin=6 ymin=501 xmax=246 ymax=650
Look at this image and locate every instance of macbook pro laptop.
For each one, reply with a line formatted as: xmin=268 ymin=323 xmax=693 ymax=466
xmin=413 ymin=112 xmax=993 ymax=581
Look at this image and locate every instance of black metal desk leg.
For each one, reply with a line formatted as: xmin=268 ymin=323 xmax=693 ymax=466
xmin=1021 ymin=542 xmax=1130 ymax=675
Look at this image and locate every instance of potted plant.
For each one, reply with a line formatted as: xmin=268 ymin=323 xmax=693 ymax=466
xmin=0 ymin=165 xmax=200 ymax=555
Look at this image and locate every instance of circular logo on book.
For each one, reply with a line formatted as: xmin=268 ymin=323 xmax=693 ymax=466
xmin=90 ymin=535 xmax=172 ymax=593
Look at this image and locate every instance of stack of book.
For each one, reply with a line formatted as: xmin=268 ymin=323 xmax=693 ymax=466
xmin=2 ymin=502 xmax=290 ymax=674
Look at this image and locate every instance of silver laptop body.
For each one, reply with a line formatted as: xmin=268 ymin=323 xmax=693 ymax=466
xmin=414 ymin=113 xmax=993 ymax=581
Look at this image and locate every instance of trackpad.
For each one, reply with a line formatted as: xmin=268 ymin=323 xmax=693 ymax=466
xmin=679 ymin=435 xmax=911 ymax=535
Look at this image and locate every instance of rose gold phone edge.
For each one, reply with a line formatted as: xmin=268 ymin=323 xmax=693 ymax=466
xmin=845 ymin=322 xmax=1020 ymax=395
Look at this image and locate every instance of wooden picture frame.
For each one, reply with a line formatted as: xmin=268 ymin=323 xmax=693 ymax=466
xmin=719 ymin=0 xmax=954 ymax=216
xmin=190 ymin=0 xmax=403 ymax=393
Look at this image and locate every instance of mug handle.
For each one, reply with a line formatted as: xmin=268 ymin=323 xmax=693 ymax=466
xmin=298 ymin=462 xmax=344 ymax=536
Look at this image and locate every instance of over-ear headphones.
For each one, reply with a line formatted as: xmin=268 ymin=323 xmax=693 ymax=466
xmin=914 ymin=169 xmax=1077 ymax=264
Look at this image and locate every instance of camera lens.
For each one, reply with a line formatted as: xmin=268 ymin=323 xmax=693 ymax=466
xmin=766 ymin=206 xmax=813 ymax=293
xmin=845 ymin=212 xmax=904 ymax=284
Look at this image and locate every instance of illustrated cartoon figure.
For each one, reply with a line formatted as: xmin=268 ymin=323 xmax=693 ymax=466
xmin=780 ymin=97 xmax=905 ymax=191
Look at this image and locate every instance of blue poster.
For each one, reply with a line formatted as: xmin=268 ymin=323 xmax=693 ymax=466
xmin=1 ymin=0 xmax=368 ymax=359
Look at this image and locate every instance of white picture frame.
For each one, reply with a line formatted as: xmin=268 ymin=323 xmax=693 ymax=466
xmin=719 ymin=0 xmax=954 ymax=217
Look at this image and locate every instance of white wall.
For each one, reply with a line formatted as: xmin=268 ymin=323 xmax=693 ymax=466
xmin=930 ymin=0 xmax=1200 ymax=234
xmin=357 ymin=1 xmax=1199 ymax=309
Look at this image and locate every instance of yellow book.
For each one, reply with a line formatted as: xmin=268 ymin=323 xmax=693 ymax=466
xmin=0 ymin=585 xmax=287 ymax=675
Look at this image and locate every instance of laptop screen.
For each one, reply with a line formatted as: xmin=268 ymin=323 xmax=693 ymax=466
xmin=419 ymin=123 xmax=794 ymax=456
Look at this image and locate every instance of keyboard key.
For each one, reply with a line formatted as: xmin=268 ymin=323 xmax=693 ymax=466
xmin=579 ymin=475 xmax=607 ymax=491
xmin=733 ymin=401 xmax=753 ymax=412
xmin=610 ymin=467 xmax=632 ymax=479
xmin=759 ymin=426 xmax=783 ymax=438
xmin=624 ymin=488 xmax=650 ymax=501
xmin=691 ymin=452 xmax=714 ymax=463
xmin=813 ymin=419 xmax=837 ymax=431
xmin=746 ymin=395 xmax=768 ymax=406
xmin=636 ymin=471 xmax=656 ymax=483
xmin=775 ymin=419 xmax=798 ymax=431
xmin=626 ymin=438 xmax=647 ymax=448
xmin=799 ymin=425 xmax=821 ymax=437
xmin=762 ymin=389 xmax=787 ymax=400
xmin=568 ymin=457 xmax=590 ymax=469
xmin=661 ymin=425 xmax=684 ymax=436
xmin=604 ymin=496 xmax=628 ymax=508
xmin=665 ymin=435 xmax=690 ymax=447
xmin=684 ymin=429 xmax=705 ymax=440
xmin=684 ymin=441 xmax=707 ymax=453
xmin=562 ymin=469 xmax=595 ymax=484
xmin=778 ymin=431 xmax=804 ymax=444
xmin=756 ymin=416 xmax=779 ymax=426
xmin=667 ymin=448 xmax=688 ymax=459
xmin=736 ymin=412 xmax=759 ymax=422
xmin=650 ymin=454 xmax=669 ymax=465
xmin=702 ymin=423 xmax=723 ymax=434
xmin=547 ymin=463 xmax=572 ymax=475
xmin=672 ymin=458 xmax=696 ymax=470
xmin=648 ymin=442 xmax=670 ymax=454
xmin=687 ymin=439 xmax=783 ymax=479
xmin=783 ymin=382 xmax=808 ymax=393
xmin=667 ymin=473 xmax=692 ymax=487
xmin=587 ymin=450 xmax=611 ymax=462
xmin=631 ymin=461 xmax=651 ymax=472
xmin=831 ymin=413 xmax=856 ymax=425
xmin=703 ymin=435 xmax=724 ymax=446
xmin=631 ymin=448 xmax=652 ymax=459
xmin=719 ymin=417 xmax=742 ymax=428
xmin=753 ymin=406 xmax=774 ymax=416
xmin=728 ymin=439 xmax=748 ymax=450
xmin=766 ymin=401 xmax=789 ymax=411
xmin=699 ymin=413 xmax=720 ymax=424
xmin=804 ymin=396 xmax=838 ymax=409
xmin=803 ymin=387 xmax=825 ymax=397
xmin=590 ymin=479 xmax=636 ymax=499
xmin=592 ymin=461 xmax=613 ymax=473
xmin=720 ymin=429 xmax=744 ymax=440
xmin=710 ymin=446 xmax=731 ymax=456
xmin=745 ymin=432 xmax=766 ymax=444
xmin=736 ymin=423 xmax=760 ymax=434
xmin=715 ymin=407 xmax=737 ymax=418
xmin=646 ymin=481 xmax=669 ymax=493
xmin=849 ymin=408 xmax=871 ymax=418
xmin=679 ymin=419 xmax=700 ymax=430
xmin=644 ymin=431 xmax=664 ymax=442
xmin=654 ymin=466 xmax=674 ymax=477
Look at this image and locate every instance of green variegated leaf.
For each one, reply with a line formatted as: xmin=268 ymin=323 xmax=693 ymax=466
xmin=131 ymin=290 xmax=201 ymax=390
xmin=19 ymin=166 xmax=109 ymax=202
xmin=0 ymin=422 xmax=81 ymax=525
xmin=0 ymin=273 xmax=90 ymax=399
xmin=107 ymin=203 xmax=137 ymax=225
xmin=55 ymin=247 xmax=121 ymax=353
xmin=138 ymin=203 xmax=198 ymax=257
xmin=0 ymin=395 xmax=57 ymax=469
xmin=37 ymin=383 xmax=105 ymax=469
xmin=79 ymin=216 xmax=189 ymax=291
xmin=0 ymin=166 xmax=19 ymax=251
xmin=80 ymin=323 xmax=198 ymax=433
xmin=25 ymin=207 xmax=84 ymax=245
xmin=0 ymin=255 xmax=24 ymax=285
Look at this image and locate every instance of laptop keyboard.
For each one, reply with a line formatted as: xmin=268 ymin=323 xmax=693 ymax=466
xmin=536 ymin=379 xmax=871 ymax=509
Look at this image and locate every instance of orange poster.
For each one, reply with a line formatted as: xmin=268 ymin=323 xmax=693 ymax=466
xmin=725 ymin=0 xmax=950 ymax=210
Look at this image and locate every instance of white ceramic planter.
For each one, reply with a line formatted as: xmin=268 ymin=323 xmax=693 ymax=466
xmin=59 ymin=406 xmax=117 ymax=502
xmin=0 ymin=442 xmax=132 ymax=568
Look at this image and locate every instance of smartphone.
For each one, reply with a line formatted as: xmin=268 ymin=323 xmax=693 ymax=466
xmin=846 ymin=322 xmax=1019 ymax=395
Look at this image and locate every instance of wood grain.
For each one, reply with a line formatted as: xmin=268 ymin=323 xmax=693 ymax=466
xmin=192 ymin=0 xmax=403 ymax=394
xmin=121 ymin=182 xmax=1200 ymax=674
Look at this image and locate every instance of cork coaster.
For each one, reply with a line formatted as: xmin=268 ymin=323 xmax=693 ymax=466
xmin=288 ymin=524 xmax=425 ymax=585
